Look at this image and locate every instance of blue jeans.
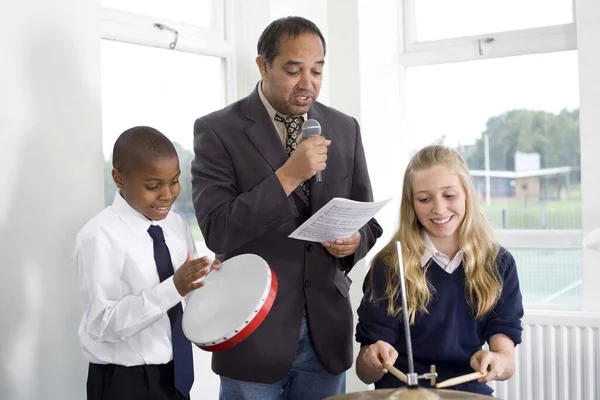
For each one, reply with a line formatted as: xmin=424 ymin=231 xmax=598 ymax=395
xmin=219 ymin=313 xmax=346 ymax=400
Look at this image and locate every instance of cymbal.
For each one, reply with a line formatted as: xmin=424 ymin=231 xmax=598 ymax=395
xmin=325 ymin=388 xmax=494 ymax=400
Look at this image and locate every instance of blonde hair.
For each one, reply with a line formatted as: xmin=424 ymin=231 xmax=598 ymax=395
xmin=369 ymin=145 xmax=502 ymax=322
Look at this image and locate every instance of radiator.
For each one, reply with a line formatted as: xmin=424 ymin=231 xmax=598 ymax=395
xmin=490 ymin=312 xmax=600 ymax=400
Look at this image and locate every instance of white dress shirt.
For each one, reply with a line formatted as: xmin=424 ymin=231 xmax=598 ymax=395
xmin=75 ymin=192 xmax=196 ymax=366
xmin=420 ymin=232 xmax=464 ymax=274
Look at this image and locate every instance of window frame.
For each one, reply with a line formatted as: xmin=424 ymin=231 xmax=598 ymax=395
xmin=100 ymin=0 xmax=236 ymax=105
xmin=398 ymin=0 xmax=587 ymax=311
xmin=401 ymin=0 xmax=577 ymax=66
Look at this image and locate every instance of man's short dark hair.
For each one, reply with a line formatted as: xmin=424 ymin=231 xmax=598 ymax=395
xmin=112 ymin=126 xmax=178 ymax=174
xmin=257 ymin=16 xmax=326 ymax=65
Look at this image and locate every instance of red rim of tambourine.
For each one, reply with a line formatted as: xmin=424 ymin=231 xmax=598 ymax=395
xmin=197 ymin=267 xmax=278 ymax=352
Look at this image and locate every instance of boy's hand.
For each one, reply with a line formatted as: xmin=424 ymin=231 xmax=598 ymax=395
xmin=173 ymin=251 xmax=221 ymax=297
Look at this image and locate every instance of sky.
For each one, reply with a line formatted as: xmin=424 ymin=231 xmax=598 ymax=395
xmin=406 ymin=50 xmax=579 ymax=150
xmin=407 ymin=0 xmax=578 ymax=150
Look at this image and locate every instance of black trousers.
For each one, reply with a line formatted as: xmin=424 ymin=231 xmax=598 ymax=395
xmin=87 ymin=361 xmax=189 ymax=400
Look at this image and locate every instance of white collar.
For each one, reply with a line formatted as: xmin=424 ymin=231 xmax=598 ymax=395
xmin=420 ymin=232 xmax=463 ymax=273
xmin=112 ymin=191 xmax=166 ymax=239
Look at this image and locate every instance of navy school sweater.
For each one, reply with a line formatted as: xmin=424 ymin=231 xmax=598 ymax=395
xmin=355 ymin=247 xmax=524 ymax=396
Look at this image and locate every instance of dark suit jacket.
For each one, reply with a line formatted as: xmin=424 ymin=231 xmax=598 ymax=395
xmin=191 ymin=86 xmax=383 ymax=383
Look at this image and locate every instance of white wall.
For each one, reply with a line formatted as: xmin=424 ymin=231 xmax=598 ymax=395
xmin=0 ymin=1 xmax=103 ymax=399
xmin=232 ymin=0 xmax=271 ymax=99
xmin=326 ymin=0 xmax=368 ymax=392
xmin=576 ymin=0 xmax=600 ymax=313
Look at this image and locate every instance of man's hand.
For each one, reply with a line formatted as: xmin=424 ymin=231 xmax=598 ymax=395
xmin=322 ymin=232 xmax=361 ymax=258
xmin=173 ymin=252 xmax=221 ymax=297
xmin=276 ymin=136 xmax=330 ymax=195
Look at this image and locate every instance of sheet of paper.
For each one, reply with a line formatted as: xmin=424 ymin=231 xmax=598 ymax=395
xmin=288 ymin=197 xmax=392 ymax=242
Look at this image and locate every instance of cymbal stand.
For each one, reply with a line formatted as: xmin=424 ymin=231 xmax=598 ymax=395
xmin=395 ymin=241 xmax=438 ymax=388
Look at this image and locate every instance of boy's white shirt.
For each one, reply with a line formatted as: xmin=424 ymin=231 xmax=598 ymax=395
xmin=420 ymin=232 xmax=464 ymax=274
xmin=75 ymin=191 xmax=197 ymax=366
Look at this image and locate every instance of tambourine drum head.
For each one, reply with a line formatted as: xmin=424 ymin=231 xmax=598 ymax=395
xmin=182 ymin=253 xmax=276 ymax=351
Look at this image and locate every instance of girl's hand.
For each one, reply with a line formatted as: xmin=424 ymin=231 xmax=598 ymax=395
xmin=361 ymin=340 xmax=398 ymax=373
xmin=470 ymin=333 xmax=517 ymax=382
xmin=470 ymin=349 xmax=510 ymax=382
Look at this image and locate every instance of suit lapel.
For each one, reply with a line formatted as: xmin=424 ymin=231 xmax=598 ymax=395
xmin=243 ymin=86 xmax=309 ymax=207
xmin=244 ymin=88 xmax=288 ymax=172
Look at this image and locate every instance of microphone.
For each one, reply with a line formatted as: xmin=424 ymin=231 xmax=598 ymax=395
xmin=301 ymin=119 xmax=323 ymax=183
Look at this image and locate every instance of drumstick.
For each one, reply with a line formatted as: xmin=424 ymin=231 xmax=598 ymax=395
xmin=384 ymin=363 xmax=408 ymax=383
xmin=435 ymin=371 xmax=487 ymax=389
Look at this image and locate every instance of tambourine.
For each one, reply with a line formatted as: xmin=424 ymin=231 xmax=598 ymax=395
xmin=182 ymin=253 xmax=277 ymax=351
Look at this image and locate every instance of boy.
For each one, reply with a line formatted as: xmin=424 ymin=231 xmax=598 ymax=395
xmin=75 ymin=126 xmax=219 ymax=400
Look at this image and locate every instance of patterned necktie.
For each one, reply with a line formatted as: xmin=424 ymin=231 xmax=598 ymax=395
xmin=147 ymin=225 xmax=194 ymax=397
xmin=274 ymin=113 xmax=310 ymax=201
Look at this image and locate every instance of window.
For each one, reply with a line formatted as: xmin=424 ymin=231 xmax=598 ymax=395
xmin=412 ymin=0 xmax=573 ymax=42
xmin=100 ymin=0 xmax=232 ymax=245
xmin=400 ymin=1 xmax=580 ymax=310
xmin=405 ymin=50 xmax=580 ymax=310
xmin=101 ymin=40 xmax=225 ymax=243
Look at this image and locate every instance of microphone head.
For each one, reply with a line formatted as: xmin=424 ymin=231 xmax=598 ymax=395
xmin=301 ymin=119 xmax=322 ymax=138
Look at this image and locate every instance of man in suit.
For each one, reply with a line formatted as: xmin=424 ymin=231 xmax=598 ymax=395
xmin=191 ymin=16 xmax=383 ymax=400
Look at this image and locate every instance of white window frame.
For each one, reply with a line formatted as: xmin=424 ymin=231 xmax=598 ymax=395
xmin=398 ymin=0 xmax=587 ymax=311
xmin=100 ymin=0 xmax=236 ymax=105
xmin=400 ymin=0 xmax=577 ymax=66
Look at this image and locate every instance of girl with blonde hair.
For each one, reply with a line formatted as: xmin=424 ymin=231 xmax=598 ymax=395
xmin=355 ymin=145 xmax=523 ymax=396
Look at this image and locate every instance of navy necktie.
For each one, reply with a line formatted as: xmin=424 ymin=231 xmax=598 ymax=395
xmin=147 ymin=224 xmax=194 ymax=397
